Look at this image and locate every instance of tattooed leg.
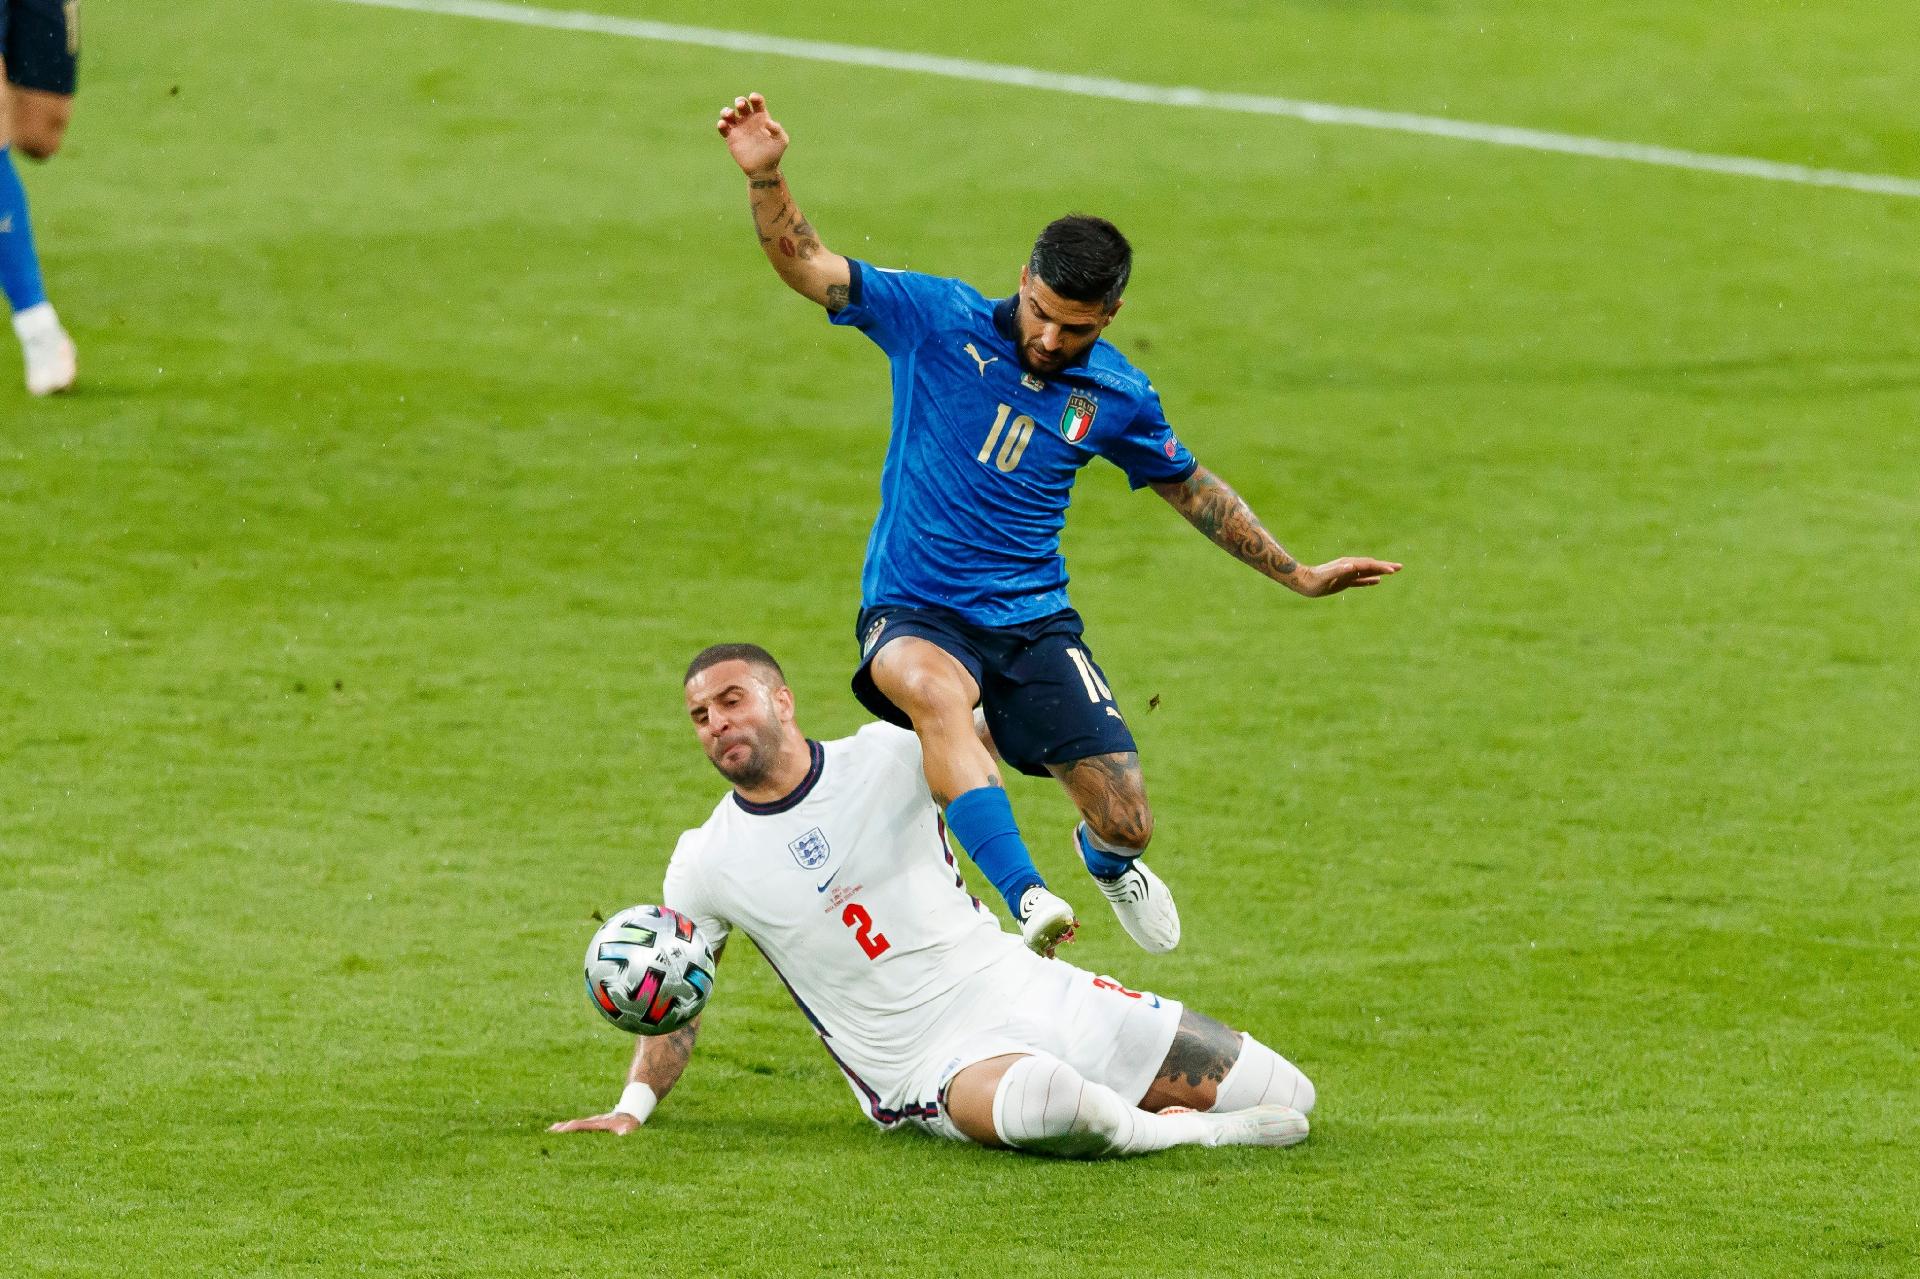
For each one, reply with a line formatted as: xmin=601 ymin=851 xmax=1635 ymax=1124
xmin=1049 ymin=751 xmax=1153 ymax=853
xmin=1139 ymin=1008 xmax=1243 ymax=1111
xmin=1139 ymin=1007 xmax=1316 ymax=1115
xmin=1052 ymin=749 xmax=1179 ymax=949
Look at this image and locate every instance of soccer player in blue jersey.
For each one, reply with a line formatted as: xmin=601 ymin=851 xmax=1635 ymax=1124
xmin=716 ymin=93 xmax=1400 ymax=957
xmin=1 ymin=0 xmax=81 ymax=395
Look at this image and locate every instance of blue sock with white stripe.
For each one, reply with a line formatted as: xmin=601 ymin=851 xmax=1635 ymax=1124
xmin=0 ymin=147 xmax=50 ymax=314
xmin=1076 ymin=822 xmax=1136 ymax=880
xmin=945 ymin=786 xmax=1044 ymax=917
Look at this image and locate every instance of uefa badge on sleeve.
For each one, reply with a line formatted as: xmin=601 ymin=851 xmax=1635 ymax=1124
xmin=1060 ymin=392 xmax=1097 ymax=443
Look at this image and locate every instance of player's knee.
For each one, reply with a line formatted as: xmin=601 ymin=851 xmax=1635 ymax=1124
xmin=11 ymin=104 xmax=72 ymax=161
xmin=1214 ymin=1035 xmax=1315 ymax=1116
xmin=991 ymin=1054 xmax=1119 ymax=1158
xmin=882 ymin=661 xmax=971 ymax=723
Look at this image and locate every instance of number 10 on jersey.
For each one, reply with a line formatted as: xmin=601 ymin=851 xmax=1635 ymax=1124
xmin=978 ymin=403 xmax=1036 ymax=473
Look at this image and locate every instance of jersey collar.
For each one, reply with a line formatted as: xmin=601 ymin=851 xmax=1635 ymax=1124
xmin=731 ymin=739 xmax=825 ymax=815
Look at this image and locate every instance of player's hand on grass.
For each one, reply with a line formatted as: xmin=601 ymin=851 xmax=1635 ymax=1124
xmin=717 ymin=92 xmax=788 ymax=178
xmin=1295 ymin=556 xmax=1403 ymax=597
xmin=547 ymin=1110 xmax=643 ymax=1136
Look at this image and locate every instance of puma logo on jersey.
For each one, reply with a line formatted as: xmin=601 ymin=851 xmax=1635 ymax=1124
xmin=963 ymin=343 xmax=999 ymax=376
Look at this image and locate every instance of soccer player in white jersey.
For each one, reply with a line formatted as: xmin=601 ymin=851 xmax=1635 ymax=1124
xmin=549 ymin=645 xmax=1317 ymax=1158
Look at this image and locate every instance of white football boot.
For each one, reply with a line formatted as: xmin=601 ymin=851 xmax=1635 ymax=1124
xmin=14 ymin=303 xmax=77 ymax=396
xmin=1016 ymin=884 xmax=1077 ymax=957
xmin=1171 ymin=1104 xmax=1310 ymax=1149
xmin=1087 ymin=836 xmax=1181 ymax=954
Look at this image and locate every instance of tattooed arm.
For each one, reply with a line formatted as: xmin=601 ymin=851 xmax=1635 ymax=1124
xmin=548 ymin=942 xmax=725 ymax=1135
xmin=716 ymin=93 xmax=853 ymax=313
xmin=1151 ymin=464 xmax=1402 ymax=598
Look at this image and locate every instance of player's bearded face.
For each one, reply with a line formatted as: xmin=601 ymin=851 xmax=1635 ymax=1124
xmin=687 ymin=671 xmax=790 ymax=787
xmin=1015 ymin=272 xmax=1118 ymax=374
xmin=705 ymin=707 xmax=784 ymax=786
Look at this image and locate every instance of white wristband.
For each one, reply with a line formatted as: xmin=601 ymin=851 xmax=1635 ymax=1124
xmin=614 ymin=1082 xmax=658 ymax=1124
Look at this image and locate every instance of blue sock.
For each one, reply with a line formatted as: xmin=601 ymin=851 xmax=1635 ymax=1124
xmin=0 ymin=147 xmax=50 ymax=314
xmin=1076 ymin=822 xmax=1137 ymax=880
xmin=944 ymin=786 xmax=1044 ymax=917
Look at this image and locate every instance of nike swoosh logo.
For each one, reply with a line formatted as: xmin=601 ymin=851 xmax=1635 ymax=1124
xmin=816 ymin=867 xmax=841 ymax=893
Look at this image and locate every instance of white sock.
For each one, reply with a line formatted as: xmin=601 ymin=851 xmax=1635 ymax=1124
xmin=13 ymin=301 xmax=59 ymax=342
xmin=1211 ymin=1034 xmax=1316 ymax=1116
xmin=990 ymin=1053 xmax=1221 ymax=1159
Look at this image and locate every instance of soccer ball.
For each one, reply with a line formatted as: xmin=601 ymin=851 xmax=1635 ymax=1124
xmin=582 ymin=905 xmax=717 ymax=1036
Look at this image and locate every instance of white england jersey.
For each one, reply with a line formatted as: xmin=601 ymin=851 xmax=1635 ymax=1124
xmin=661 ymin=723 xmax=1048 ymax=1124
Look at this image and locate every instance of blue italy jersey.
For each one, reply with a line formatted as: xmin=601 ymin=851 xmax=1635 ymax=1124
xmin=830 ymin=260 xmax=1197 ymax=628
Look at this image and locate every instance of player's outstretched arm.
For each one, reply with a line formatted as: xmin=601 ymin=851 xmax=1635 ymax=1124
xmin=549 ymin=939 xmax=725 ymax=1135
xmin=716 ymin=93 xmax=852 ymax=312
xmin=1150 ymin=464 xmax=1402 ymax=597
xmin=548 ymin=1015 xmax=706 ymax=1136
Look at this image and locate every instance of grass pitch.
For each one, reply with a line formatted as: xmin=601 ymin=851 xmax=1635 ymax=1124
xmin=3 ymin=2 xmax=1916 ymax=1275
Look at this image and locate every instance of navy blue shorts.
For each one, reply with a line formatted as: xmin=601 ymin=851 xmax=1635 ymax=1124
xmin=3 ymin=0 xmax=81 ymax=96
xmin=852 ymin=604 xmax=1137 ymax=779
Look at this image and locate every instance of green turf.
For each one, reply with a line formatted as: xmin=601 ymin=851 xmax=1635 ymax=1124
xmin=3 ymin=1 xmax=1917 ymax=1275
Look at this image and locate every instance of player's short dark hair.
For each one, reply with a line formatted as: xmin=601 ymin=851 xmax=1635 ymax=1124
xmin=1029 ymin=215 xmax=1132 ymax=310
xmin=684 ymin=643 xmax=786 ymax=687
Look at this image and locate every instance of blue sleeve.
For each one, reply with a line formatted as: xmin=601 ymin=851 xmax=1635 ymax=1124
xmin=1100 ymin=383 xmax=1199 ymax=490
xmin=827 ymin=260 xmax=955 ymax=354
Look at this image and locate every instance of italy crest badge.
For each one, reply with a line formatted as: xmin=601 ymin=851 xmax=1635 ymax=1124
xmin=1060 ymin=391 xmax=1098 ymax=443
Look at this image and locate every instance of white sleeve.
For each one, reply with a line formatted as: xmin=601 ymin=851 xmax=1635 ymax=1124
xmin=660 ymin=831 xmax=732 ymax=952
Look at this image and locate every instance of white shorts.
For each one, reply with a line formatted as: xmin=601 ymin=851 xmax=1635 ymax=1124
xmin=903 ymin=957 xmax=1183 ymax=1143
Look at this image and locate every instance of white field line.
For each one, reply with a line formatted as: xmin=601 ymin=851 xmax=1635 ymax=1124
xmin=328 ymin=0 xmax=1920 ymax=200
